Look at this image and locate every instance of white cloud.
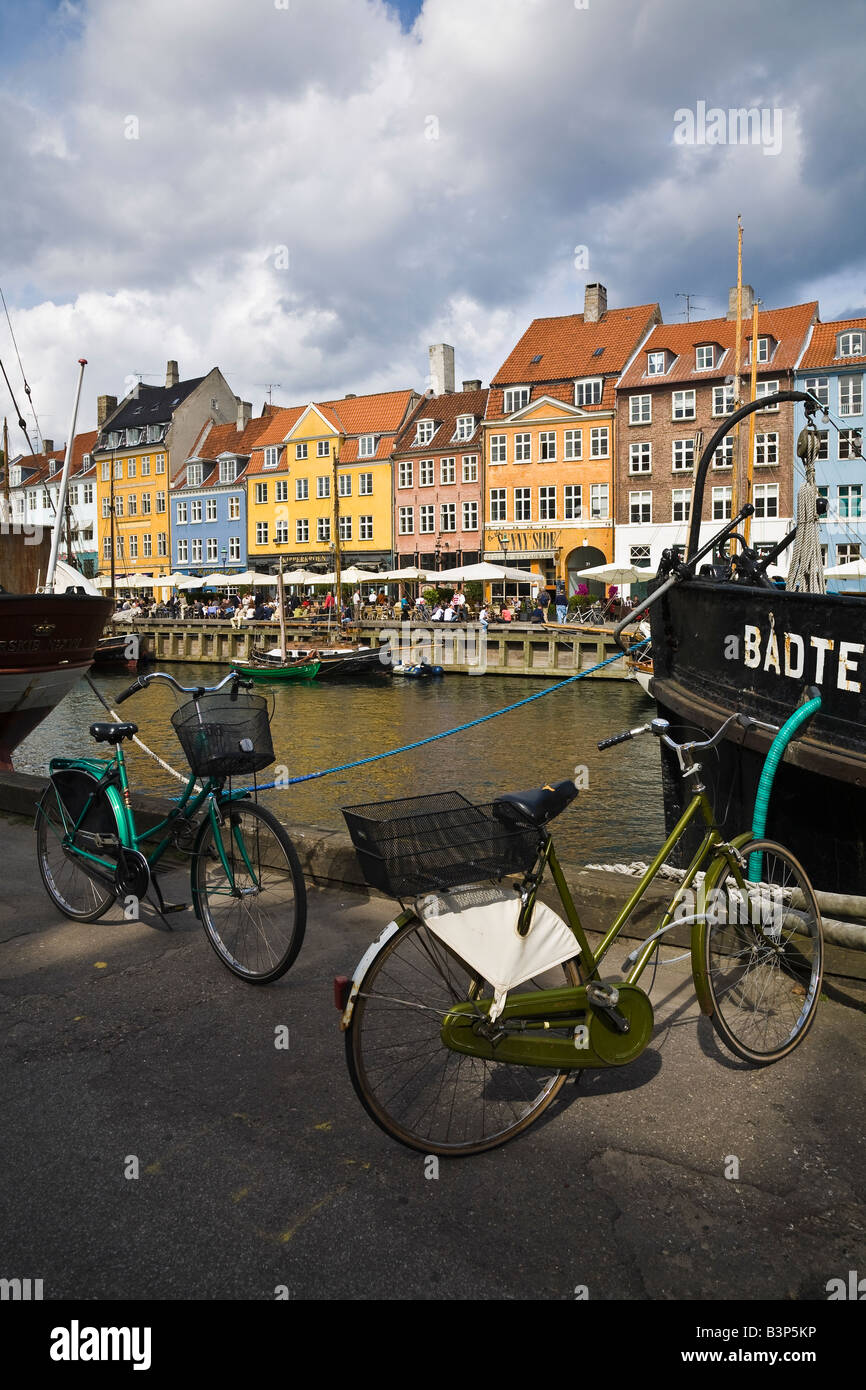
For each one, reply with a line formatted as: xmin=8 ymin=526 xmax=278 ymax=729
xmin=1 ymin=0 xmax=864 ymax=447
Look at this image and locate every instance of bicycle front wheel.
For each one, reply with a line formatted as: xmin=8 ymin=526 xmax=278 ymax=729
xmin=703 ymin=840 xmax=823 ymax=1064
xmin=195 ymin=801 xmax=306 ymax=983
xmin=346 ymin=915 xmax=581 ymax=1157
xmin=35 ymin=774 xmax=117 ymax=922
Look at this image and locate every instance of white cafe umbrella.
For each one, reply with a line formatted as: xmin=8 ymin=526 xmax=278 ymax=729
xmin=281 ymin=569 xmax=322 ymax=585
xmin=379 ymin=566 xmax=431 ymax=581
xmin=148 ymin=572 xmax=187 ymax=588
xmin=340 ymin=565 xmax=380 ymax=584
xmin=575 ymin=562 xmax=657 ymax=584
xmin=824 ymin=557 xmax=866 ymax=579
xmin=428 ymin=562 xmax=545 ymax=583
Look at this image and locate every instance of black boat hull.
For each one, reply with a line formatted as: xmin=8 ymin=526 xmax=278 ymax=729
xmin=649 ymin=580 xmax=866 ymax=894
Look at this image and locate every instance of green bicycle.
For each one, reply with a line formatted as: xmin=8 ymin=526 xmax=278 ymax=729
xmin=35 ymin=670 xmax=306 ymax=983
xmin=337 ymin=696 xmax=824 ymax=1156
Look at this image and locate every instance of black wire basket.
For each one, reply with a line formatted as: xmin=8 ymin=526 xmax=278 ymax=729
xmin=342 ymin=790 xmax=541 ymax=897
xmin=171 ymin=692 xmax=274 ymax=779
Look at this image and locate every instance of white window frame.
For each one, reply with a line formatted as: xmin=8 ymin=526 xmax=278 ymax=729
xmin=671 ymin=488 xmax=692 ymax=523
xmin=695 ymin=345 xmax=715 ymax=370
xmin=574 ymin=377 xmax=602 ymax=407
xmin=629 ymin=442 xmax=652 ymax=474
xmin=490 ymin=434 xmax=507 ymax=464
xmin=629 ymin=490 xmax=652 ymax=524
xmin=296 ymin=518 xmax=309 ymax=543
xmin=564 ymin=484 xmax=582 ymax=520
xmin=513 ymin=488 xmax=531 ymax=522
xmin=503 ymin=386 xmax=530 ymax=413
xmin=590 ymin=427 xmax=609 ymax=458
xmin=461 ymin=500 xmax=478 ymax=531
xmin=672 ymin=390 xmax=696 ymax=421
xmin=398 ymin=506 xmax=414 ymax=535
xmin=590 ymin=483 xmax=609 ymax=519
xmin=461 ymin=455 xmax=478 ymax=483
xmin=489 ymin=489 xmax=507 ymax=523
xmin=672 ymin=440 xmax=694 ymax=471
xmin=419 ymin=504 xmax=435 ymax=533
xmin=440 ymin=457 xmax=456 ymax=484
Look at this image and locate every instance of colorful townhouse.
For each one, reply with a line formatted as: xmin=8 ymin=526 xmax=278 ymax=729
xmin=245 ymin=389 xmax=420 ymax=573
xmin=170 ymin=404 xmax=273 ymax=577
xmin=795 ymin=317 xmax=866 ymax=573
xmin=93 ymin=361 xmax=236 ymax=582
xmin=613 ymin=292 xmax=818 ymax=574
xmin=5 ymin=430 xmax=100 ymax=575
xmin=390 ymin=347 xmax=486 ymax=571
xmin=483 ymin=285 xmax=661 ymax=591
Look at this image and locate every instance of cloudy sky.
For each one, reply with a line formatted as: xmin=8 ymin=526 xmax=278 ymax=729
xmin=1 ymin=0 xmax=865 ymax=450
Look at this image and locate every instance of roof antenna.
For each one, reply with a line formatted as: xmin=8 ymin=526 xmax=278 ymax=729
xmin=675 ymin=293 xmax=707 ymax=323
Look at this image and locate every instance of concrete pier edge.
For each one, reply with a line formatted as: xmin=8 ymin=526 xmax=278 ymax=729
xmin=4 ymin=769 xmax=863 ymax=985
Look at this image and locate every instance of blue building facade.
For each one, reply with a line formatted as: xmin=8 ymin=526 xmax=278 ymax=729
xmin=170 ymin=413 xmax=267 ymax=580
xmin=795 ymin=318 xmax=866 ymax=585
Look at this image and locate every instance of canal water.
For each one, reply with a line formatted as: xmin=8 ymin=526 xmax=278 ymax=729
xmin=16 ymin=666 xmax=666 ymax=865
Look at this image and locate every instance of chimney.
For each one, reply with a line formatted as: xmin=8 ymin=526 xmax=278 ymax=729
xmin=97 ymin=395 xmax=118 ymax=427
xmin=43 ymin=439 xmax=54 ymax=454
xmin=462 ymin=379 xmax=482 ymax=392
xmin=584 ymin=283 xmax=608 ymax=323
xmin=236 ymin=399 xmax=252 ymax=432
xmin=165 ymin=360 xmax=179 ymax=388
xmin=727 ymin=285 xmax=756 ymax=320
xmin=344 ymin=393 xmax=356 ymax=399
xmin=429 ymin=343 xmax=456 ymax=396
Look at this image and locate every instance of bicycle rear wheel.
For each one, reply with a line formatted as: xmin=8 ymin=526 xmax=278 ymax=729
xmin=194 ymin=800 xmax=306 ymax=983
xmin=346 ymin=914 xmax=580 ymax=1156
xmin=703 ymin=840 xmax=823 ymax=1064
xmin=35 ymin=773 xmax=117 ymax=922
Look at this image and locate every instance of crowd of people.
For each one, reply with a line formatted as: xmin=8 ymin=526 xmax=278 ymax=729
xmin=114 ymin=583 xmax=636 ymax=627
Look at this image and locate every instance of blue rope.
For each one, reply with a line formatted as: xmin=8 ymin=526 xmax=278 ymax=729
xmin=233 ymin=638 xmax=650 ymax=794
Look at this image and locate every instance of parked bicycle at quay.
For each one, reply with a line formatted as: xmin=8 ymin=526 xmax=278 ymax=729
xmin=336 ymin=691 xmax=824 ymax=1156
xmin=35 ymin=670 xmax=306 ymax=983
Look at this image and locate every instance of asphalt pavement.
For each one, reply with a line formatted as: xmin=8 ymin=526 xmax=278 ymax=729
xmin=1 ymin=811 xmax=864 ymax=1302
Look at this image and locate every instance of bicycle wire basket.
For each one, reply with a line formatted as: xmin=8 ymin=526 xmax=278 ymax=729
xmin=171 ymin=692 xmax=274 ymax=779
xmin=342 ymin=790 xmax=541 ymax=897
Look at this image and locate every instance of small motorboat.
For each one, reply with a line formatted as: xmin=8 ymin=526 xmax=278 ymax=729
xmin=392 ymin=661 xmax=444 ymax=679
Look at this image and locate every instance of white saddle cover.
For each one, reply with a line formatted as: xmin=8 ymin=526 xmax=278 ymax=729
xmin=415 ymin=883 xmax=580 ymax=1022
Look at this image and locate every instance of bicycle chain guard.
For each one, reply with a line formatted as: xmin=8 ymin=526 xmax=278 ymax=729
xmin=114 ymin=849 xmax=151 ymax=900
xmin=441 ymin=981 xmax=654 ymax=1070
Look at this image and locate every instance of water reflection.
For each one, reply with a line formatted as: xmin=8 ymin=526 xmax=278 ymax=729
xmin=16 ymin=665 xmax=666 ymax=865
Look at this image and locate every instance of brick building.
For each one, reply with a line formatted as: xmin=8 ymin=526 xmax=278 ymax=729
xmin=391 ymin=345 xmax=487 ymax=571
xmin=613 ymin=293 xmax=818 ymax=573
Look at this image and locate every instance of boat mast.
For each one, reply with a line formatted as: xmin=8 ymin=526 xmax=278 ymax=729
xmin=110 ymin=450 xmax=116 ymax=601
xmin=332 ymin=438 xmax=342 ymax=634
xmin=743 ymin=297 xmax=760 ymax=547
xmin=45 ymin=358 xmax=87 ymax=591
xmin=2 ymin=416 xmax=8 ymax=514
xmin=277 ymin=555 xmax=287 ymax=662
xmin=730 ymin=217 xmax=744 ymax=552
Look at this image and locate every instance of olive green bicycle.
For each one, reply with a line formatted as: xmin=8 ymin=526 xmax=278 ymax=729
xmin=336 ymin=695 xmax=824 ymax=1156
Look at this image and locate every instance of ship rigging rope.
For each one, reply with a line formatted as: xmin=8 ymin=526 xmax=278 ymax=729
xmin=87 ymin=640 xmax=649 ymax=795
xmin=0 ymin=284 xmax=41 ymax=452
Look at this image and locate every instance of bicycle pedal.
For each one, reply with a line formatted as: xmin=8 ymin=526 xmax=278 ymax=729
xmin=159 ymin=901 xmax=188 ymax=914
xmin=586 ymin=981 xmax=630 ymax=1034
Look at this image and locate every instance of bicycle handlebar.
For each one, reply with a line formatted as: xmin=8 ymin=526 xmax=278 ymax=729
xmin=115 ymin=670 xmax=252 ymax=704
xmin=597 ymin=688 xmax=822 ymax=759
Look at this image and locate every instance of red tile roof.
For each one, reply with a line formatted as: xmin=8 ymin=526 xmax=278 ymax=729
xmin=243 ymin=390 xmax=418 ymax=474
xmin=800 ymin=317 xmax=866 ymax=371
xmin=392 ymin=387 xmax=488 ymax=453
xmin=487 ymin=304 xmax=659 ymax=419
xmin=617 ymin=302 xmax=818 ymax=389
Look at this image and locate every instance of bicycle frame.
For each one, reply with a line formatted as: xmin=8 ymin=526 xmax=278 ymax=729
xmin=345 ymin=788 xmax=751 ymax=1071
xmin=42 ymin=745 xmax=254 ymax=914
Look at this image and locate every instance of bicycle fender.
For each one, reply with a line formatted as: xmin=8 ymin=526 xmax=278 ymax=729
xmin=691 ymin=832 xmax=752 ymax=1016
xmin=340 ymin=912 xmax=414 ymax=1031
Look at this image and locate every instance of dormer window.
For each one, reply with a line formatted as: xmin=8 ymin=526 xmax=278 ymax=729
xmin=503 ymin=386 xmax=530 ymax=413
xmin=187 ymin=463 xmax=203 ymax=487
xmin=748 ymin=335 xmax=775 ymax=365
xmin=219 ymin=459 xmax=237 ymax=483
xmin=416 ymin=419 xmax=435 ymax=446
xmin=695 ymin=345 xmax=715 ymax=370
xmin=147 ymin=424 xmax=164 ymax=443
xmin=454 ymin=415 xmax=474 ymax=441
xmin=125 ymin=428 xmax=141 ymax=446
xmin=574 ymin=378 xmax=603 ymax=407
xmin=82 ymin=453 xmax=91 ymax=469
xmin=9 ymin=466 xmax=21 ymax=488
xmin=839 ymin=331 xmax=864 ymax=358
xmin=358 ymin=435 xmax=377 ymax=457
xmin=647 ymin=351 xmax=668 ymax=376
xmin=49 ymin=460 xmax=57 ymax=475
xmin=263 ymin=446 xmax=279 ymax=469
xmin=108 ymin=431 xmax=121 ymax=448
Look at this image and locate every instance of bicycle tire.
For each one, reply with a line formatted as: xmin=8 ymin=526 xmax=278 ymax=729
xmin=194 ymin=800 xmax=306 ymax=983
xmin=702 ymin=839 xmax=823 ymax=1064
xmin=346 ymin=914 xmax=581 ymax=1156
xmin=35 ymin=773 xmax=118 ymax=922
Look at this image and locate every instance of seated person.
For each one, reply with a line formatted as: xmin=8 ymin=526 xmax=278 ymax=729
xmin=530 ymin=604 xmax=546 ymax=623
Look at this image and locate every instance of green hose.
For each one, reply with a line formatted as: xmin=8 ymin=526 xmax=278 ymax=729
xmin=748 ymin=695 xmax=822 ymax=881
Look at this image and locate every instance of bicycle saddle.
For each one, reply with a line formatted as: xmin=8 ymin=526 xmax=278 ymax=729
xmin=493 ymin=780 xmax=578 ymax=828
xmin=89 ymin=722 xmax=139 ymax=745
